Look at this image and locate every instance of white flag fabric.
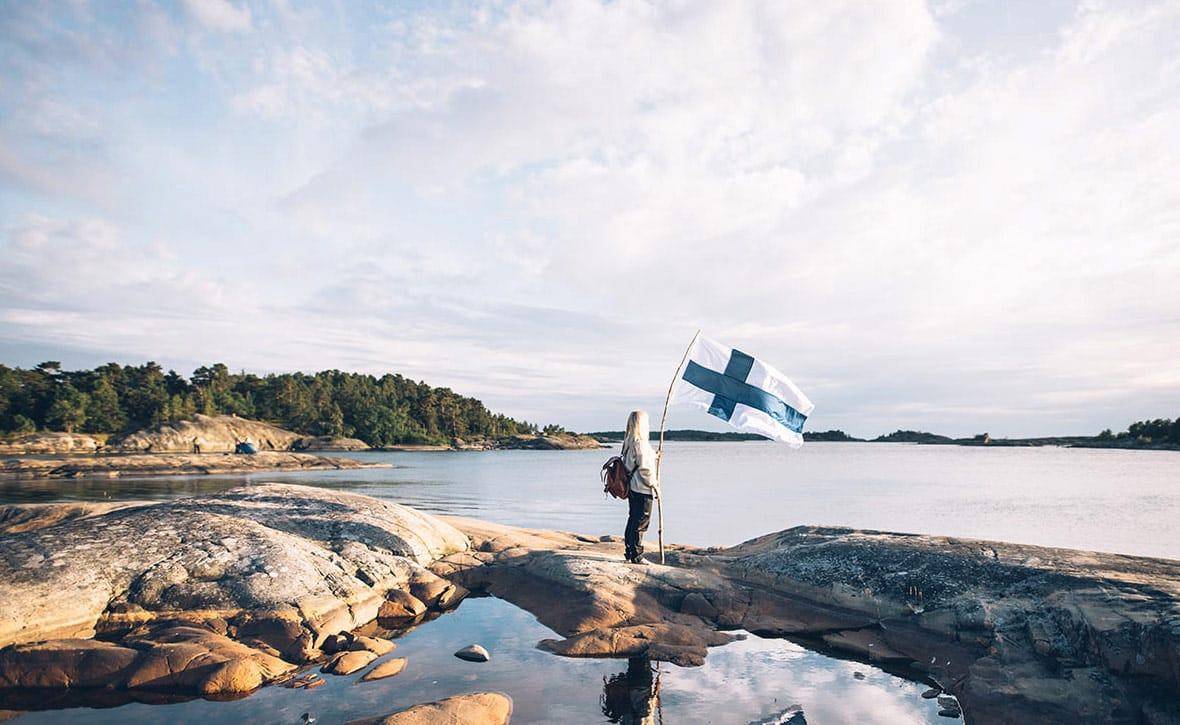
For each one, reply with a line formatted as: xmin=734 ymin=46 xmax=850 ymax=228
xmin=672 ymin=335 xmax=814 ymax=447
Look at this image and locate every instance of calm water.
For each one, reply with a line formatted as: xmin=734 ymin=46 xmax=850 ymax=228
xmin=4 ymin=443 xmax=1177 ymax=723
xmin=7 ymin=597 xmax=944 ymax=724
xmin=5 ymin=442 xmax=1178 ymax=558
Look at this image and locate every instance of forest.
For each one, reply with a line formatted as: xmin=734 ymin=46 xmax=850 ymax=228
xmin=0 ymin=361 xmax=543 ymax=447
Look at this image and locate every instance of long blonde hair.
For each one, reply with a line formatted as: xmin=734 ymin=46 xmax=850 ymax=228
xmin=624 ymin=410 xmax=650 ymax=451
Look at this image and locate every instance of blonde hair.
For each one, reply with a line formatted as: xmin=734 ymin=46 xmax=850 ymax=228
xmin=624 ymin=410 xmax=650 ymax=449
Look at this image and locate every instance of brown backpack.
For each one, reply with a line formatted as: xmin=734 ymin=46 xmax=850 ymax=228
xmin=601 ymin=447 xmax=633 ymax=500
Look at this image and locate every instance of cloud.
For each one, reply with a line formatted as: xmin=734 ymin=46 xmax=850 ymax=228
xmin=1 ymin=1 xmax=1178 ymax=435
xmin=181 ymin=0 xmax=251 ymax=34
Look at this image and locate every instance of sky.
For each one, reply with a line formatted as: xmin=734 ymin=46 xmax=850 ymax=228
xmin=1 ymin=0 xmax=1178 ymax=437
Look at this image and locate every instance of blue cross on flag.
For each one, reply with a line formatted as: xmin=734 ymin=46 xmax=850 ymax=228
xmin=673 ymin=335 xmax=814 ymax=447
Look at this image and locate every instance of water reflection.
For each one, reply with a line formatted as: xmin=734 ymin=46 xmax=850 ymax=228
xmin=7 ymin=597 xmax=945 ymax=724
xmin=601 ymin=657 xmax=660 ymax=725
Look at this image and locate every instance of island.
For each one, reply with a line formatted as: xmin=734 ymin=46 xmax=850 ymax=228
xmin=0 ymin=362 xmax=605 ymax=479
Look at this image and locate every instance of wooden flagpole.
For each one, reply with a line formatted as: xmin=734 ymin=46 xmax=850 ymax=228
xmin=654 ymin=329 xmax=700 ymax=564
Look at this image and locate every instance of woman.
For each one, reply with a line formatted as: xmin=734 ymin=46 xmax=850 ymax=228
xmin=622 ymin=410 xmax=660 ymax=565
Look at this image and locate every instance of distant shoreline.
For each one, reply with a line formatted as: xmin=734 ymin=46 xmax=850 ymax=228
xmin=590 ymin=429 xmax=1180 ymax=450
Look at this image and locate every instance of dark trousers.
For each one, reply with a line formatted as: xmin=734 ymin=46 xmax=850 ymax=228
xmin=624 ymin=491 xmax=653 ymax=560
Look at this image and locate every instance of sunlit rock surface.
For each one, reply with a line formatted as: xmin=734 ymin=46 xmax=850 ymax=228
xmin=441 ymin=517 xmax=1180 ymax=724
xmin=1 ymin=485 xmax=1176 ymax=723
xmin=0 ymin=485 xmax=467 ymax=695
xmin=0 ymin=432 xmax=102 ymax=455
xmin=112 ymin=414 xmax=302 ymax=453
xmin=345 ymin=692 xmax=513 ymax=725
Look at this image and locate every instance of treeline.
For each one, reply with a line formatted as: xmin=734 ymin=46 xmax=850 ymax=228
xmin=0 ymin=361 xmax=541 ymax=447
xmin=1100 ymin=417 xmax=1180 ymax=446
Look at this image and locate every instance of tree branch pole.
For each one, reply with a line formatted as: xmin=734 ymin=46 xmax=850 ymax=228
xmin=654 ymin=329 xmax=700 ymax=564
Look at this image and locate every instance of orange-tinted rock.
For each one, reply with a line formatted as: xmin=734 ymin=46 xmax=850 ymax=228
xmin=359 ymin=657 xmax=407 ymax=682
xmin=322 ymin=650 xmax=377 ymax=675
xmin=349 ymin=636 xmax=395 ymax=656
xmin=346 ymin=692 xmax=512 ymax=724
xmin=377 ymin=590 xmax=427 ymax=624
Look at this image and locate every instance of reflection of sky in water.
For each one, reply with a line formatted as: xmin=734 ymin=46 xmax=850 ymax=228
xmin=660 ymin=636 xmax=941 ymax=724
xmin=9 ymin=598 xmax=944 ymax=725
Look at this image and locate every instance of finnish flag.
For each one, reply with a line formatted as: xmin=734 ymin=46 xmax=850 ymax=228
xmin=673 ymin=336 xmax=814 ymax=447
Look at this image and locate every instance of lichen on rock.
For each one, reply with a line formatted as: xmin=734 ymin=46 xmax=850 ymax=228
xmin=0 ymin=484 xmax=468 ymax=696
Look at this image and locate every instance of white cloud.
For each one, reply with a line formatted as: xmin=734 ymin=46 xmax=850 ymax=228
xmin=1 ymin=0 xmax=1179 ymax=435
xmin=182 ymin=0 xmax=252 ymax=34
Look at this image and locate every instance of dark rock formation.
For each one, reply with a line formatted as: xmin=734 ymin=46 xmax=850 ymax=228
xmin=454 ymin=644 xmax=490 ymax=662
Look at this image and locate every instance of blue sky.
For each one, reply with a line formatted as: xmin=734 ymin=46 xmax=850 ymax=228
xmin=2 ymin=0 xmax=1178 ymax=437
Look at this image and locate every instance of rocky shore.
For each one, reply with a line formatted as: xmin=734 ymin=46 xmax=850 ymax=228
xmin=0 ymin=451 xmax=386 ymax=479
xmin=0 ymin=485 xmax=1176 ymax=723
xmin=0 ymin=416 xmax=603 ymax=466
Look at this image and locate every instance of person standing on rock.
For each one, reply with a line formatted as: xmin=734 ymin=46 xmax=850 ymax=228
xmin=622 ymin=410 xmax=660 ymax=565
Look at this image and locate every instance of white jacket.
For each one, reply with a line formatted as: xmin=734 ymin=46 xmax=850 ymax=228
xmin=623 ymin=438 xmax=660 ymax=495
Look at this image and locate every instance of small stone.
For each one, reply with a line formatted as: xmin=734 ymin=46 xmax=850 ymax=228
xmin=936 ymin=694 xmax=962 ymax=719
xmin=360 ymin=657 xmax=407 ymax=682
xmin=921 ymin=687 xmax=941 ymax=699
xmin=321 ymin=650 xmax=377 ymax=675
xmin=454 ymin=644 xmax=490 ymax=662
xmin=350 ymin=636 xmax=395 ymax=656
xmin=853 ymin=671 xmax=866 ymax=680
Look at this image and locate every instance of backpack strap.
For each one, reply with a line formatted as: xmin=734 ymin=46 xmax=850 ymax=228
xmin=620 ymin=440 xmax=638 ymax=483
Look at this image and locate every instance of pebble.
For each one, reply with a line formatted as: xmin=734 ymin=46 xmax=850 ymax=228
xmin=454 ymin=644 xmax=490 ymax=662
xmin=360 ymin=657 xmax=407 ymax=682
xmin=936 ymin=694 xmax=962 ymax=719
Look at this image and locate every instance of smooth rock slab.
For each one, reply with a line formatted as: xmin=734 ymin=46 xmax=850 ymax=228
xmin=322 ymin=650 xmax=377 ymax=675
xmin=454 ymin=644 xmax=490 ymax=662
xmin=0 ymin=432 xmax=101 ymax=455
xmin=0 ymin=484 xmax=468 ymax=650
xmin=0 ymin=625 xmax=294 ymax=695
xmin=350 ymin=636 xmax=395 ymax=656
xmin=346 ymin=692 xmax=512 ymax=724
xmin=440 ymin=516 xmax=1180 ymax=725
xmin=114 ymin=414 xmax=301 ymax=453
xmin=360 ymin=657 xmax=407 ymax=682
